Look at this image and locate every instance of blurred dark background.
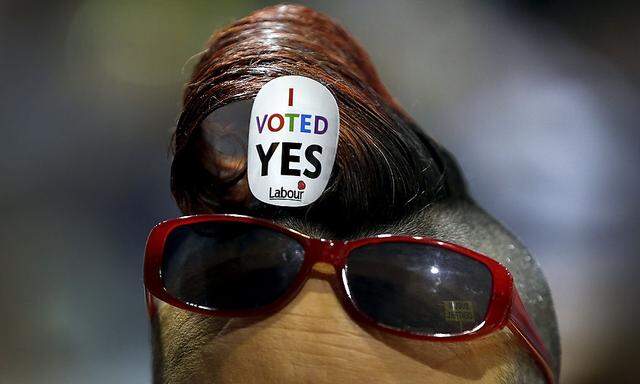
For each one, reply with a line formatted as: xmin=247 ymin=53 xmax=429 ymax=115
xmin=1 ymin=1 xmax=638 ymax=383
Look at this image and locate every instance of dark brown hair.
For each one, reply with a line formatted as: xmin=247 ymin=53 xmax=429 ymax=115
xmin=171 ymin=4 xmax=463 ymax=234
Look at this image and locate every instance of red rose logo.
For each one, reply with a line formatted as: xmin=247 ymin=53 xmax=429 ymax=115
xmin=297 ymin=180 xmax=306 ymax=190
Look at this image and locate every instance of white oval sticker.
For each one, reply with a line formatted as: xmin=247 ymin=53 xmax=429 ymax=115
xmin=247 ymin=76 xmax=340 ymax=207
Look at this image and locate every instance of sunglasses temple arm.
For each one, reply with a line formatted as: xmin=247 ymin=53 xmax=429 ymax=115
xmin=507 ymin=290 xmax=556 ymax=384
xmin=146 ymin=289 xmax=158 ymax=319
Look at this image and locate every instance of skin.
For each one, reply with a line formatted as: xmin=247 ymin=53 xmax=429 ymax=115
xmin=151 ymin=199 xmax=559 ymax=383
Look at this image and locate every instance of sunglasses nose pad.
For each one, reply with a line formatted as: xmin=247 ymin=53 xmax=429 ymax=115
xmin=311 ymin=262 xmax=336 ymax=277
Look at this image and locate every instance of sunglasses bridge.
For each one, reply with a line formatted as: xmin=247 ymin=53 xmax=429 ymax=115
xmin=308 ymin=238 xmax=349 ymax=269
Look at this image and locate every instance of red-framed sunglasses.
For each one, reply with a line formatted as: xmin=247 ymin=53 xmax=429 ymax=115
xmin=144 ymin=214 xmax=554 ymax=383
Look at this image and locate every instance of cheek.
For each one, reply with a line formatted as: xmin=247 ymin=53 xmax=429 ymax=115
xmin=156 ymin=278 xmax=521 ymax=384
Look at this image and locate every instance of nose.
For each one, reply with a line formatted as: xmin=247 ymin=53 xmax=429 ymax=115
xmin=194 ymin=272 xmax=375 ymax=383
xmin=280 ymin=265 xmax=352 ymax=323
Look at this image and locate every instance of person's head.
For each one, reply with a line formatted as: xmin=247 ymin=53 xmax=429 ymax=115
xmin=150 ymin=4 xmax=560 ymax=383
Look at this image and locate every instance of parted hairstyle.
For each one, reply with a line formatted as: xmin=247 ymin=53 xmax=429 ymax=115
xmin=170 ymin=4 xmax=464 ymax=234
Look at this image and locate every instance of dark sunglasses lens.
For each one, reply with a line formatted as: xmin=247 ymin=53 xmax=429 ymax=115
xmin=345 ymin=243 xmax=492 ymax=335
xmin=161 ymin=221 xmax=304 ymax=311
